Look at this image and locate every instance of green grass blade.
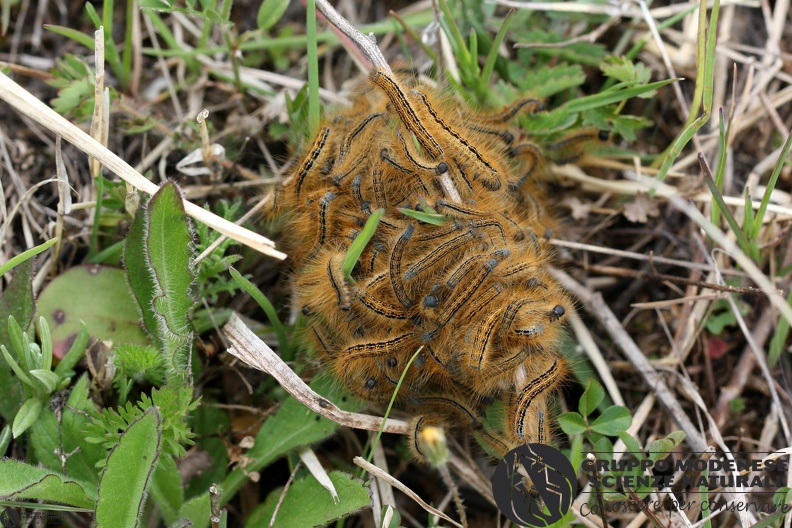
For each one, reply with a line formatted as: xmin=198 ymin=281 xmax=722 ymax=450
xmin=768 ymin=289 xmax=792 ymax=368
xmin=0 ymin=238 xmax=57 ymax=279
xmin=306 ymin=0 xmax=320 ymax=137
xmin=477 ymin=10 xmax=513 ymax=100
xmin=43 ymin=25 xmax=95 ymax=49
xmin=397 ymin=208 xmax=448 ymax=226
xmin=650 ymin=0 xmax=720 ymax=192
xmin=229 ymin=267 xmax=289 ymax=357
xmin=710 ymin=109 xmax=728 ymax=230
xmin=753 ymin=131 xmax=792 ymax=234
xmin=363 ymin=347 xmax=423 ymax=468
xmin=699 ymin=154 xmax=752 ymax=255
xmin=560 ymin=78 xmax=677 ymax=114
xmin=342 ymin=209 xmax=384 ymax=280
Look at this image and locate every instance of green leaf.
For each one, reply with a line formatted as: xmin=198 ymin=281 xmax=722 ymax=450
xmin=145 ymin=183 xmax=196 ymax=380
xmin=509 ymin=62 xmax=585 ymax=99
xmin=139 ymin=0 xmax=172 ymax=9
xmin=0 ymin=259 xmax=32 ymax=422
xmin=601 ymin=56 xmax=651 ymax=84
xmin=557 ymin=411 xmax=587 ymax=435
xmin=29 ymin=370 xmax=59 ymax=394
xmin=125 ymin=200 xmax=162 ymax=348
xmin=96 ymin=407 xmax=162 ymax=528
xmin=618 ymin=432 xmax=643 ymax=456
xmin=54 ymin=321 xmax=88 ymax=378
xmin=0 ymin=459 xmax=95 ymax=508
xmin=220 ymin=374 xmax=362 ymax=506
xmin=0 ymin=426 xmax=9 ymax=457
xmin=0 ymin=238 xmax=57 ymax=279
xmin=343 ymin=208 xmax=384 ymax=280
xmin=397 ymin=208 xmax=448 ymax=226
xmin=38 ymin=266 xmax=151 ymax=360
xmin=29 ymin=375 xmax=106 ymax=485
xmin=590 ymin=406 xmax=632 ymax=436
xmin=257 ymin=0 xmax=289 ymax=31
xmin=578 ymin=379 xmax=605 ymax=418
xmin=1 ymin=344 xmax=33 ymax=389
xmin=38 ymin=317 xmax=53 ymax=372
xmin=246 ymin=471 xmax=371 ymax=528
xmin=50 ymin=78 xmax=94 ymax=117
xmin=646 ymin=438 xmax=675 ymax=460
xmin=12 ymin=398 xmax=43 ymax=438
xmin=43 ymin=24 xmax=94 ymax=49
xmin=560 ymin=78 xmax=677 ymax=114
xmin=150 ymin=456 xmax=184 ymax=526
xmin=176 ymin=492 xmax=210 ymax=528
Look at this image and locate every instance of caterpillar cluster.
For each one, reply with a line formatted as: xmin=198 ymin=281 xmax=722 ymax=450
xmin=275 ymin=71 xmax=601 ymax=458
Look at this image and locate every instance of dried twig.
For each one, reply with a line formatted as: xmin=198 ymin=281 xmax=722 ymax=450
xmin=0 ymin=72 xmax=286 ymax=260
xmin=354 ymin=456 xmax=464 ymax=528
xmin=549 ymin=267 xmax=709 ymax=452
xmin=223 ymin=313 xmax=409 ymax=435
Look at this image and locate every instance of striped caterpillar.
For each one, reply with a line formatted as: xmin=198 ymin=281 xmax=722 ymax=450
xmin=275 ymin=70 xmax=600 ymax=458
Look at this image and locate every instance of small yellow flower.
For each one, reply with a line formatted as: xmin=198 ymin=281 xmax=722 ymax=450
xmin=418 ymin=425 xmax=448 ymax=467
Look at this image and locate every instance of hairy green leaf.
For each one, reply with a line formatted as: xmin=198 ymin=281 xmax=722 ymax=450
xmin=125 ymin=200 xmax=161 ymax=347
xmin=248 ymin=471 xmax=371 ymax=528
xmin=0 ymin=459 xmax=95 ymax=508
xmin=96 ymin=407 xmax=162 ymax=527
xmin=145 ymin=183 xmax=196 ymax=381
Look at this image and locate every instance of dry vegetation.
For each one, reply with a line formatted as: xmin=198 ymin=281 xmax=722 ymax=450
xmin=1 ymin=0 xmax=791 ymax=526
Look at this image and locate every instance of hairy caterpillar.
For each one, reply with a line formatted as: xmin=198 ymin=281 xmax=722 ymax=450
xmin=275 ymin=70 xmax=602 ymax=457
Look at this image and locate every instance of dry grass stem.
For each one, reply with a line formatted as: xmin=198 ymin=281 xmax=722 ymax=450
xmin=223 ymin=313 xmax=409 ymax=435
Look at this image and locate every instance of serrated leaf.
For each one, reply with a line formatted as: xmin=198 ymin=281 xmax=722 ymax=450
xmin=579 ymin=379 xmax=605 ymax=418
xmin=510 ymin=62 xmax=585 ymax=98
xmin=96 ymin=407 xmax=162 ymax=528
xmin=12 ymin=398 xmax=43 ymax=438
xmin=601 ymin=56 xmax=651 ymax=84
xmin=145 ymin=183 xmax=196 ymax=380
xmin=246 ymin=471 xmax=371 ymax=528
xmin=557 ymin=411 xmax=587 ymax=435
xmin=519 ymin=108 xmax=578 ymax=135
xmin=257 ymin=0 xmax=289 ymax=31
xmin=0 ymin=458 xmax=95 ymax=508
xmin=590 ymin=406 xmax=632 ymax=436
xmin=125 ymin=201 xmax=162 ymax=347
xmin=50 ymin=78 xmax=94 ymax=117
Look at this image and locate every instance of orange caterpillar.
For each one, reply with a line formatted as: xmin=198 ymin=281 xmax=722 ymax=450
xmin=275 ymin=71 xmax=597 ymax=458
